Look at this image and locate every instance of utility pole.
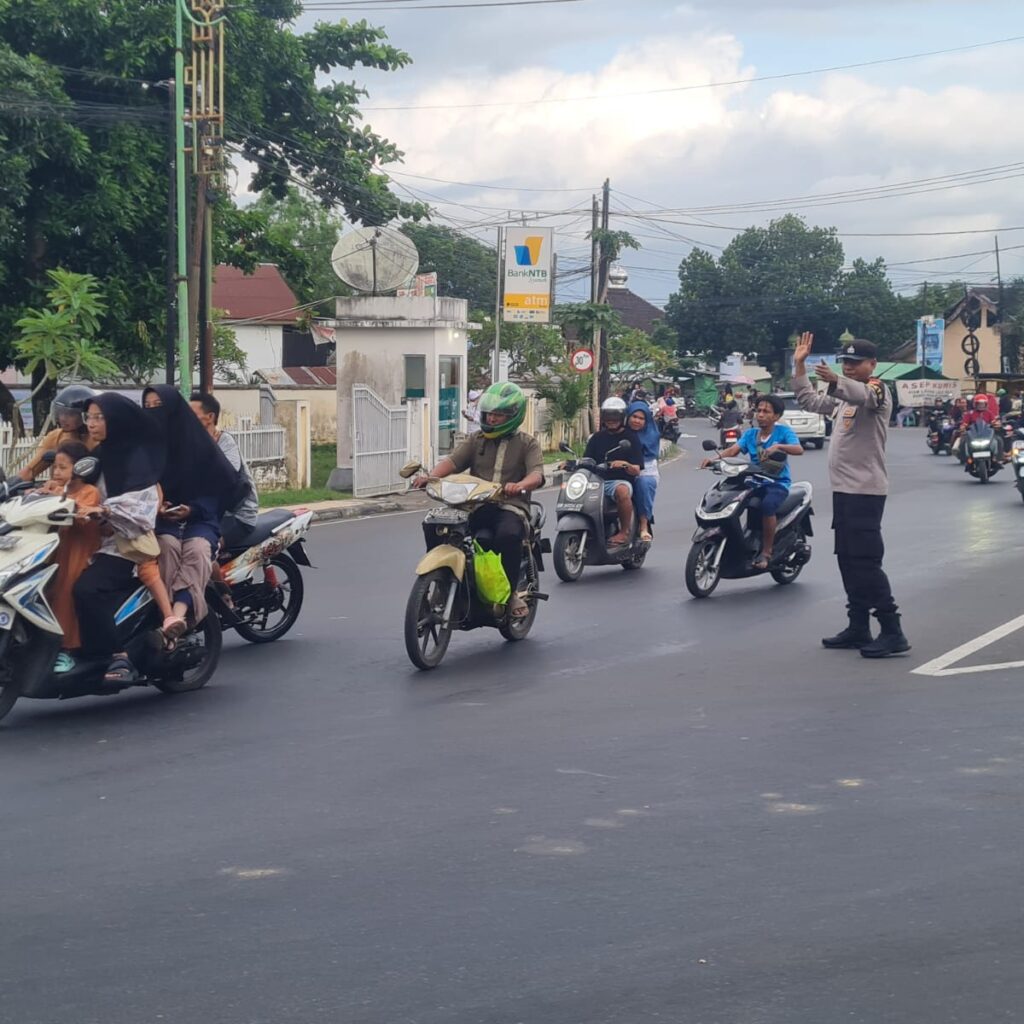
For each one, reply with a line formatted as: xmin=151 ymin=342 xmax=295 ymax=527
xmin=174 ymin=0 xmax=191 ymax=396
xmin=597 ymin=177 xmax=611 ymax=404
xmin=590 ymin=193 xmax=600 ymax=426
xmin=996 ymin=234 xmax=1008 ymax=375
xmin=164 ymin=79 xmax=177 ymax=386
xmin=493 ymin=226 xmax=504 ymax=383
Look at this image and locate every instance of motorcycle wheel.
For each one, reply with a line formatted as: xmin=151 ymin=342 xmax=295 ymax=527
xmin=499 ymin=574 xmax=538 ymax=643
xmin=404 ymin=569 xmax=455 ymax=670
xmin=771 ymin=553 xmax=805 ymax=585
xmin=553 ymin=531 xmax=586 ymax=582
xmin=232 ymin=554 xmax=304 ymax=644
xmin=685 ymin=539 xmax=722 ymax=598
xmin=978 ymin=460 xmax=990 ymax=483
xmin=152 ymin=614 xmax=223 ymax=694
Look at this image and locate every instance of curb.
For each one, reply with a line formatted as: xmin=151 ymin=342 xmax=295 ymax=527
xmin=309 ymin=499 xmax=418 ymax=523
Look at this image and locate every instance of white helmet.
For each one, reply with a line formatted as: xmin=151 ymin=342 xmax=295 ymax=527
xmin=600 ymin=396 xmax=627 ymax=424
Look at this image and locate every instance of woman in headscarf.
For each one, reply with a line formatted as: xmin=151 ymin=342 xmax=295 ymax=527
xmin=142 ymin=385 xmax=240 ymax=635
xmin=627 ymin=399 xmax=662 ymax=543
xmin=73 ymin=393 xmax=166 ymax=682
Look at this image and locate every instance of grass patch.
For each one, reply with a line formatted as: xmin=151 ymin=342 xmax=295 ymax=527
xmin=260 ymin=444 xmax=352 ymax=507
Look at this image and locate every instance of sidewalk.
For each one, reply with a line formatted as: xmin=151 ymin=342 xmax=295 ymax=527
xmin=289 ymin=442 xmax=688 ymax=524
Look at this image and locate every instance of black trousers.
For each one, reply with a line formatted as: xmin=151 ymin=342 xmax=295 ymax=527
xmin=832 ymin=492 xmax=897 ymax=617
xmin=73 ymin=554 xmax=138 ymax=657
xmin=470 ymin=506 xmax=526 ymax=593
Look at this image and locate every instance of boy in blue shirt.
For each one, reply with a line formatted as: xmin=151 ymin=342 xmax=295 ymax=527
xmin=702 ymin=394 xmax=804 ymax=568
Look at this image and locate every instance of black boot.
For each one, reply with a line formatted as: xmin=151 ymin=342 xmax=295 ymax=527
xmin=860 ymin=611 xmax=911 ymax=659
xmin=822 ymin=611 xmax=873 ymax=649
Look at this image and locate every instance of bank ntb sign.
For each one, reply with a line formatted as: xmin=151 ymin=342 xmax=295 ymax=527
xmin=503 ymin=227 xmax=553 ymax=323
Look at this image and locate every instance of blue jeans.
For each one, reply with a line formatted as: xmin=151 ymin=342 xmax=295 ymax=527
xmin=633 ymin=475 xmax=657 ymax=522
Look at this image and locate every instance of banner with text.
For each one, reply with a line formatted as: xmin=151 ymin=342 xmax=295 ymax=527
xmin=915 ymin=318 xmax=945 ymax=373
xmin=503 ymin=228 xmax=553 ymax=323
xmin=895 ymin=379 xmax=960 ymax=407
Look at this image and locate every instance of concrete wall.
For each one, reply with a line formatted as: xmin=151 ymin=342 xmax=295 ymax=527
xmin=249 ymin=457 xmax=288 ymax=491
xmin=217 ymin=387 xmax=336 ymax=444
xmin=228 ymin=324 xmax=284 ymax=373
xmin=333 ymin=296 xmax=472 ymax=486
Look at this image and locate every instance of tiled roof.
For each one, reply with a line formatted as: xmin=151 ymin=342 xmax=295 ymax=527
xmin=607 ymin=287 xmax=665 ymax=335
xmin=213 ymin=264 xmax=301 ymax=324
xmin=255 ymin=367 xmax=337 ymax=388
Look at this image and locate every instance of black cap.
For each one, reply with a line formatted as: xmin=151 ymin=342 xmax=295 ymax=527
xmin=835 ymin=338 xmax=878 ymax=362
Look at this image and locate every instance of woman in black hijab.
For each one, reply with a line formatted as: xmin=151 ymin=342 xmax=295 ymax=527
xmin=142 ymin=385 xmax=240 ymax=632
xmin=73 ymin=393 xmax=166 ymax=681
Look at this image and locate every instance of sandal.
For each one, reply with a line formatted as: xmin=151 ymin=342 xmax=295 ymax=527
xmin=54 ymin=652 xmax=76 ymax=674
xmin=163 ymin=616 xmax=187 ymax=647
xmin=104 ymin=655 xmax=138 ymax=685
xmin=640 ymin=530 xmax=653 ymax=543
xmin=509 ymin=595 xmax=531 ymax=620
xmin=753 ymin=554 xmax=770 ymax=570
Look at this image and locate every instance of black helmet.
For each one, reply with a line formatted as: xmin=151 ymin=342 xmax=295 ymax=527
xmin=51 ymin=384 xmax=97 ymax=425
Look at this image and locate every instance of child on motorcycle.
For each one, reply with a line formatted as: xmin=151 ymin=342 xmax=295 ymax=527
xmin=701 ymin=395 xmax=803 ymax=569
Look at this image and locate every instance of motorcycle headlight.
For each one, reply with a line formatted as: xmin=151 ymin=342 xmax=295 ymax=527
xmin=428 ymin=481 xmax=474 ymax=505
xmin=970 ymin=439 xmax=990 ymax=449
xmin=700 ymin=498 xmax=742 ymax=521
xmin=564 ymin=472 xmax=588 ymax=501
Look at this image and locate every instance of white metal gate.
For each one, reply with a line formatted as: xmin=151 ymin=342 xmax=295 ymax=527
xmin=352 ymin=385 xmax=410 ymax=497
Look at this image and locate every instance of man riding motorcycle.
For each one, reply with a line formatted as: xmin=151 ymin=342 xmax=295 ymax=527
xmin=582 ymin=397 xmax=644 ymax=546
xmin=957 ymin=393 xmax=1004 ymax=461
xmin=414 ymin=382 xmax=544 ymax=620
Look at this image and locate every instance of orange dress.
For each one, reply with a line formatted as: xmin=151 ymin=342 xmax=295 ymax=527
xmin=48 ymin=483 xmax=103 ymax=650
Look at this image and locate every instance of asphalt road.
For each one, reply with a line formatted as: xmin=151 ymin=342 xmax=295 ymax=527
xmin=3 ymin=427 xmax=1024 ymax=1024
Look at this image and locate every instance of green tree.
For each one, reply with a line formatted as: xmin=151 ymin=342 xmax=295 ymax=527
xmin=0 ymin=0 xmax=423 ymax=378
xmin=532 ymin=362 xmax=592 ymax=445
xmin=468 ymin=318 xmax=564 ymax=386
xmin=608 ymin=329 xmax=675 ymax=387
xmin=832 ymin=257 xmax=907 ymax=355
xmin=401 ymin=224 xmax=497 ymax=310
xmin=14 ymin=270 xmax=119 ymax=430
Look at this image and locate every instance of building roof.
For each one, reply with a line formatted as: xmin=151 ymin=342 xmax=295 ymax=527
xmin=944 ymin=284 xmax=1000 ymax=322
xmin=255 ymin=366 xmax=337 ymax=388
xmin=607 ymin=287 xmax=665 ymax=335
xmin=214 ymin=264 xmax=301 ymax=324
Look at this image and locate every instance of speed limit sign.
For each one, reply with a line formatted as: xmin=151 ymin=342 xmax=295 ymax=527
xmin=570 ymin=348 xmax=595 ymax=373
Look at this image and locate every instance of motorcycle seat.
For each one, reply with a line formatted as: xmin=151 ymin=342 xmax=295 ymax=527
xmin=225 ymin=508 xmax=295 ymax=553
xmin=777 ymin=483 xmax=810 ymax=517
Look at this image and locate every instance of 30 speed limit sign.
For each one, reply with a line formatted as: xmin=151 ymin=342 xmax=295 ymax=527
xmin=570 ymin=348 xmax=595 ymax=373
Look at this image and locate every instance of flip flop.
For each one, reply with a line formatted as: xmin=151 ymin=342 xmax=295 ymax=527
xmin=104 ymin=656 xmax=138 ymax=685
xmin=509 ymin=596 xmax=531 ymax=619
xmin=640 ymin=531 xmax=653 ymax=543
xmin=163 ymin=616 xmax=187 ymax=646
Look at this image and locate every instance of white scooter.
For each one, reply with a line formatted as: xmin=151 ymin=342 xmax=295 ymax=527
xmin=0 ymin=458 xmax=222 ymax=724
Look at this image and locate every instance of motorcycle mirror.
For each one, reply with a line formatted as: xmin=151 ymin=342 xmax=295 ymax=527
xmin=559 ymin=441 xmax=574 ymax=454
xmin=398 ymin=461 xmax=422 ymax=480
xmin=702 ymin=439 xmax=718 ymax=451
xmin=616 ymin=438 xmax=633 ymax=453
xmin=73 ymin=456 xmax=99 ymax=480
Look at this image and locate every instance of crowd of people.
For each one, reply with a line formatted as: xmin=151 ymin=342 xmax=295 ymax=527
xmin=18 ymin=386 xmax=257 ymax=684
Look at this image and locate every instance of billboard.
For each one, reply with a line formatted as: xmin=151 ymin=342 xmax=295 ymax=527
xmin=503 ymin=227 xmax=553 ymax=323
xmin=895 ymin=379 xmax=960 ymax=408
xmin=915 ymin=317 xmax=945 ymax=373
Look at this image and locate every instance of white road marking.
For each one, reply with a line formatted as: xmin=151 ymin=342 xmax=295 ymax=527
xmin=911 ymin=612 xmax=1024 ymax=677
xmin=556 ymin=768 xmax=616 ymax=779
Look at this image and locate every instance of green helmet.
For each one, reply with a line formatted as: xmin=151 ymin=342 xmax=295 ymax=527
xmin=478 ymin=381 xmax=526 ymax=439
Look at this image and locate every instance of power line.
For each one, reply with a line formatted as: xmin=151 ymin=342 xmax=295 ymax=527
xmin=361 ymin=34 xmax=1024 ymax=111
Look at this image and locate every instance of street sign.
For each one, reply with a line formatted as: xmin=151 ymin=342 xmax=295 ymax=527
xmin=570 ymin=348 xmax=594 ymax=373
xmin=503 ymin=227 xmax=553 ymax=323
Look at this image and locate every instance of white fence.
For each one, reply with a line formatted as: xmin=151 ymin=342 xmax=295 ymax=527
xmin=1 ymin=425 xmax=40 ymax=477
xmin=352 ymin=386 xmax=411 ymax=498
xmin=233 ymin=417 xmax=286 ymax=463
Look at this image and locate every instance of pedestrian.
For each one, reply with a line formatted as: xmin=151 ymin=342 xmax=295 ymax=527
xmin=793 ymin=332 xmax=910 ymax=658
xmin=463 ymin=389 xmax=481 ymax=430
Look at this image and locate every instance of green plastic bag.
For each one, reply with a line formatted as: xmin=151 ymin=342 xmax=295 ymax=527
xmin=473 ymin=540 xmax=511 ymax=605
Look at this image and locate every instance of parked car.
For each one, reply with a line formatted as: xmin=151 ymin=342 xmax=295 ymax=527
xmin=778 ymin=392 xmax=826 ymax=449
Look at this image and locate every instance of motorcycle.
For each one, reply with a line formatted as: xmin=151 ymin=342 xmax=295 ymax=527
xmin=553 ymin=439 xmax=649 ymax=581
xmin=927 ymin=415 xmax=955 ymax=455
xmin=216 ymin=508 xmax=313 ymax=643
xmin=1009 ymin=428 xmax=1024 ymax=502
xmin=961 ymin=421 xmax=1002 ymax=483
xmin=0 ymin=460 xmax=222 ymax=724
xmin=685 ymin=440 xmax=814 ymax=598
xmin=658 ymin=415 xmax=681 ymax=444
xmin=719 ymin=423 xmax=742 ymax=449
xmin=398 ymin=461 xmax=549 ymax=670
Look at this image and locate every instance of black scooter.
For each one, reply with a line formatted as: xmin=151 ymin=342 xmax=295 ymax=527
xmin=960 ymin=421 xmax=1003 ymax=483
xmin=685 ymin=440 xmax=814 ymax=598
xmin=926 ymin=414 xmax=955 ymax=455
xmin=553 ymin=439 xmax=648 ymax=581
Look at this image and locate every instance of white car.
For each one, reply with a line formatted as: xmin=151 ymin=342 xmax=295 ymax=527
xmin=778 ymin=392 xmax=826 ymax=449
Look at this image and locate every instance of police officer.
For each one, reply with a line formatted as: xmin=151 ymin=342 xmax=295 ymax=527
xmin=793 ymin=332 xmax=910 ymax=658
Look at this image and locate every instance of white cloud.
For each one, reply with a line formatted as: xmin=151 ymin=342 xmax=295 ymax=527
xmin=364 ymin=32 xmax=1024 ymax=300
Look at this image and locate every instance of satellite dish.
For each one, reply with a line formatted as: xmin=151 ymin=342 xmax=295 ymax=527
xmin=331 ymin=227 xmax=419 ymax=295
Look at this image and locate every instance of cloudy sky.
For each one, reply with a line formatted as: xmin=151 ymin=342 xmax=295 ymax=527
xmin=287 ymin=0 xmax=1024 ymax=307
